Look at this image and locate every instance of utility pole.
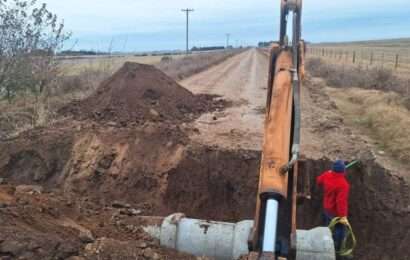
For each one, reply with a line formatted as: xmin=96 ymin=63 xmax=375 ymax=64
xmin=181 ymin=8 xmax=194 ymax=55
xmin=226 ymin=33 xmax=230 ymax=49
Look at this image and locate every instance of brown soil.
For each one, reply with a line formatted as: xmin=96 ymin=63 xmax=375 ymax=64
xmin=0 ymin=184 xmax=197 ymax=260
xmin=0 ymin=49 xmax=409 ymax=260
xmin=164 ymin=147 xmax=260 ymax=222
xmin=0 ymin=119 xmax=260 ymax=259
xmin=298 ymin=77 xmax=410 ymax=259
xmin=297 ymin=158 xmax=410 ymax=260
xmin=61 ymin=62 xmax=226 ymax=125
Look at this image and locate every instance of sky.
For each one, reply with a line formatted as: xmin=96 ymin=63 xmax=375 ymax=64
xmin=39 ymin=0 xmax=410 ymax=52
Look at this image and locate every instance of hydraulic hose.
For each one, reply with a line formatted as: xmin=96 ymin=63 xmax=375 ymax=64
xmin=328 ymin=217 xmax=357 ymax=257
xmin=280 ymin=12 xmax=301 ymax=174
xmin=291 ymin=11 xmax=301 ymax=154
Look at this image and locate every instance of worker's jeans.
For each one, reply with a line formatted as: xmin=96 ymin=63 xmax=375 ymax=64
xmin=323 ymin=212 xmax=346 ymax=251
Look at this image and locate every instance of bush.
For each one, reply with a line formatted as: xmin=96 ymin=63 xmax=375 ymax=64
xmin=161 ymin=56 xmax=173 ymax=63
xmin=0 ymin=0 xmax=70 ymax=102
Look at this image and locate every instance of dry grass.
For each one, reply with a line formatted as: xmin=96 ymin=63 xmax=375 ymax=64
xmin=157 ymin=50 xmax=243 ymax=80
xmin=327 ymin=87 xmax=410 ymax=162
xmin=308 ymin=38 xmax=410 ymax=77
xmin=60 ymin=54 xmax=183 ymax=76
xmin=307 ymin=52 xmax=410 ymax=163
xmin=307 ymin=57 xmax=410 ymax=95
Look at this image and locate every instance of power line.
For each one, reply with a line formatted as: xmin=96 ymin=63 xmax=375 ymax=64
xmin=181 ymin=8 xmax=194 ymax=55
xmin=226 ymin=33 xmax=230 ymax=48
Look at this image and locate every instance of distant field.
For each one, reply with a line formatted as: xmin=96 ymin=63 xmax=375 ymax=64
xmin=308 ymin=38 xmax=410 ymax=75
xmin=60 ymin=54 xmax=185 ymax=76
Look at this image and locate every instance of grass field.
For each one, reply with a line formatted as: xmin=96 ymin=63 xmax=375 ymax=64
xmin=59 ymin=54 xmax=185 ymax=76
xmin=306 ymin=40 xmax=410 ymax=165
xmin=327 ymin=87 xmax=410 ymax=163
xmin=308 ymin=38 xmax=410 ymax=76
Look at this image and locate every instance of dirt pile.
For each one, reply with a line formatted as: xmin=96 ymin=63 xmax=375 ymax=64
xmin=61 ymin=62 xmax=225 ymax=124
xmin=0 ymin=184 xmax=197 ymax=260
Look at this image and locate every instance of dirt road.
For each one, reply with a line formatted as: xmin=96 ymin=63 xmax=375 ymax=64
xmin=181 ymin=48 xmax=268 ymax=150
xmin=182 ymin=48 xmax=384 ymax=164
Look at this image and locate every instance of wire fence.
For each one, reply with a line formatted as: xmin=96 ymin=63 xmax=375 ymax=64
xmin=307 ymin=46 xmax=410 ymax=97
xmin=308 ymin=47 xmax=410 ymax=76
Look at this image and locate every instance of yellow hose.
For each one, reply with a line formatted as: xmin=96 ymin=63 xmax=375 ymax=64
xmin=328 ymin=217 xmax=357 ymax=257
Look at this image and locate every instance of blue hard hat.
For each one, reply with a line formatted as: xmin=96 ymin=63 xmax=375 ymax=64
xmin=332 ymin=160 xmax=346 ymax=173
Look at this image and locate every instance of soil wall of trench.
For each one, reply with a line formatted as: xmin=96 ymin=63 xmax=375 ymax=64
xmin=298 ymin=159 xmax=410 ymax=260
xmin=0 ymin=127 xmax=409 ymax=259
xmin=160 ymin=152 xmax=410 ymax=260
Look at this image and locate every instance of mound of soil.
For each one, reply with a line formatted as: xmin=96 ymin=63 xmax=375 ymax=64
xmin=61 ymin=62 xmax=224 ymax=124
xmin=0 ymin=185 xmax=197 ymax=260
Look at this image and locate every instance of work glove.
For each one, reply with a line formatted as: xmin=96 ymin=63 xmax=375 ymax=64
xmin=339 ymin=216 xmax=349 ymax=226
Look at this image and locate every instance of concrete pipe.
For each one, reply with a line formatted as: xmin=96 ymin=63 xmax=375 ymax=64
xmin=296 ymin=227 xmax=336 ymax=260
xmin=146 ymin=214 xmax=254 ymax=260
xmin=143 ymin=214 xmax=336 ymax=260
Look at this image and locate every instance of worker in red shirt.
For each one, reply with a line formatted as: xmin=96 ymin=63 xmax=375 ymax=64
xmin=316 ymin=160 xmax=350 ymax=252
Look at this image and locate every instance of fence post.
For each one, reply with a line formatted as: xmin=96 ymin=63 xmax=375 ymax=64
xmin=407 ymin=80 xmax=410 ymax=97
xmin=381 ymin=53 xmax=384 ymax=68
xmin=395 ymin=54 xmax=399 ymax=69
xmin=353 ymin=51 xmax=356 ymax=64
xmin=370 ymin=52 xmax=373 ymax=65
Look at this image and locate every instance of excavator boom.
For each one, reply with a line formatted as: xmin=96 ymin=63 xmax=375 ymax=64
xmin=144 ymin=1 xmax=337 ymax=259
xmin=251 ymin=0 xmax=303 ymax=257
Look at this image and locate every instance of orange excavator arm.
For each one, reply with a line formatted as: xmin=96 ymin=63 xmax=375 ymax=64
xmin=250 ymin=0 xmax=304 ymax=258
xmin=147 ymin=1 xmax=335 ymax=259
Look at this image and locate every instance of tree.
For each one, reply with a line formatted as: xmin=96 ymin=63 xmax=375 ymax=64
xmin=0 ymin=0 xmax=70 ymax=103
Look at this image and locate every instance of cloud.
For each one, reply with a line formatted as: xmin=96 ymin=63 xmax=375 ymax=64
xmin=40 ymin=0 xmax=410 ymax=51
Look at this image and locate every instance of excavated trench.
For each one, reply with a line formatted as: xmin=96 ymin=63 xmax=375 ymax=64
xmin=0 ymin=62 xmax=408 ymax=259
xmin=297 ymin=159 xmax=410 ymax=260
xmin=164 ymin=147 xmax=260 ymax=222
xmin=1 ymin=137 xmax=409 ymax=260
xmin=163 ymin=151 xmax=410 ymax=260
